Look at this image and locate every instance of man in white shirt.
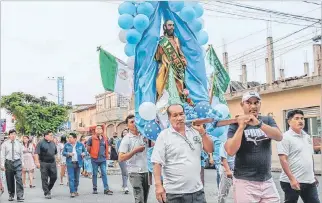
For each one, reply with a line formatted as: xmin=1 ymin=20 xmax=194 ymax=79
xmin=0 ymin=129 xmax=24 ymax=202
xmin=277 ymin=109 xmax=320 ymax=203
xmin=151 ymin=104 xmax=214 ymax=203
xmin=118 ymin=114 xmax=149 ymax=203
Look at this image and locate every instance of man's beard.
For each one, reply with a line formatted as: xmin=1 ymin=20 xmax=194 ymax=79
xmin=166 ymin=29 xmax=174 ymax=36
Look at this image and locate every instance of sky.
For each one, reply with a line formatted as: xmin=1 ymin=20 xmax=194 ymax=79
xmin=1 ymin=1 xmax=321 ymax=110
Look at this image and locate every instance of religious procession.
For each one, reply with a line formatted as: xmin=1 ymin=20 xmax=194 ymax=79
xmin=1 ymin=1 xmax=322 ymax=203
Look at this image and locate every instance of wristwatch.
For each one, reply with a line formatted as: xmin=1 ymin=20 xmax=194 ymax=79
xmin=256 ymin=120 xmax=263 ymax=128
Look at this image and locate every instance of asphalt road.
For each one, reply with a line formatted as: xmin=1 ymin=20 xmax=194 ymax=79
xmin=0 ymin=169 xmax=321 ymax=203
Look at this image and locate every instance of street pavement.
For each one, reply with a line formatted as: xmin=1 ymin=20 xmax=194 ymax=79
xmin=0 ymin=169 xmax=321 ymax=203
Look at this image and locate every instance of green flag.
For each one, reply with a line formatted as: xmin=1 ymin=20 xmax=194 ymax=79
xmin=206 ymin=45 xmax=230 ymax=105
xmin=99 ymin=48 xmax=133 ymax=98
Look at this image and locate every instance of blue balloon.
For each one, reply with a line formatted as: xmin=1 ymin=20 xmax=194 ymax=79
xmin=197 ymin=30 xmax=209 ymax=45
xmin=189 ymin=18 xmax=202 ymax=32
xmin=118 ymin=2 xmax=136 ymax=15
xmin=137 ymin=2 xmax=154 ymax=18
xmin=185 ymin=1 xmax=198 ymax=7
xmin=208 ymin=125 xmax=226 ymax=138
xmin=118 ymin=14 xmax=134 ymax=30
xmin=134 ymin=14 xmax=150 ymax=33
xmin=213 ymin=104 xmax=230 ymax=119
xmin=148 ymin=1 xmax=158 ymax=8
xmin=126 ymin=29 xmax=142 ymax=44
xmin=193 ymin=3 xmax=204 ymax=18
xmin=180 ymin=6 xmax=196 ymax=23
xmin=124 ymin=44 xmax=136 ymax=57
xmin=194 ymin=101 xmax=212 ymax=118
xmin=144 ymin=120 xmax=161 ymax=141
xmin=169 ymin=1 xmax=184 ymax=12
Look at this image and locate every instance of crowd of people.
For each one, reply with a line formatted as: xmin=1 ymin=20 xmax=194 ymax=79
xmin=0 ymin=91 xmax=320 ymax=203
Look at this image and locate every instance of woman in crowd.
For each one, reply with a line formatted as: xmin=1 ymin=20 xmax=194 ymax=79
xmin=57 ymin=135 xmax=68 ymax=185
xmin=22 ymin=135 xmax=36 ymax=188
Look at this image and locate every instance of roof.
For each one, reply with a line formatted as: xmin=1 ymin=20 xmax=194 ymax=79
xmin=229 ymin=81 xmax=261 ymax=92
xmin=73 ymin=104 xmax=96 ymax=113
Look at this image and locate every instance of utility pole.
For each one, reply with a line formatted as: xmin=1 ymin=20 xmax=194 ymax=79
xmin=320 ymin=2 xmax=322 ymax=175
xmin=48 ymin=76 xmax=65 ymax=105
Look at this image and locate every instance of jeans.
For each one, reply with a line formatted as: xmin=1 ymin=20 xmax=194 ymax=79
xmin=129 ymin=173 xmax=150 ymax=203
xmin=167 ymin=189 xmax=206 ymax=203
xmin=91 ymin=160 xmax=109 ymax=190
xmin=40 ymin=162 xmax=57 ymax=195
xmin=280 ymin=181 xmax=320 ymax=203
xmin=67 ymin=162 xmax=81 ymax=193
xmin=5 ymin=160 xmax=24 ymax=199
xmin=119 ymin=161 xmax=128 ymax=188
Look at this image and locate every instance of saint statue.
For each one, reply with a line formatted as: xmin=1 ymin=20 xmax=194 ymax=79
xmin=155 ymin=20 xmax=188 ymax=104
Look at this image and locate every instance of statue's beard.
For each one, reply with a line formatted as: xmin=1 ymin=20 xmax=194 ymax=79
xmin=166 ymin=29 xmax=174 ymax=36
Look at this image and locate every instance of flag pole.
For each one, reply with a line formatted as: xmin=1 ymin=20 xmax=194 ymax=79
xmin=207 ymin=44 xmax=215 ymax=105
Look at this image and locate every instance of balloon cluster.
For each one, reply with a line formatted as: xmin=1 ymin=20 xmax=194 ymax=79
xmin=169 ymin=1 xmax=208 ymax=46
xmin=118 ymin=1 xmax=157 ymax=58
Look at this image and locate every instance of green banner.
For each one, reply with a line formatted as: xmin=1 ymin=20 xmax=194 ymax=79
xmin=207 ymin=46 xmax=230 ymax=93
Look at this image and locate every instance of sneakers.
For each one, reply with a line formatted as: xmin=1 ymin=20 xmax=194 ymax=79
xmin=92 ymin=190 xmax=98 ymax=194
xmin=45 ymin=192 xmax=52 ymax=199
xmin=122 ymin=187 xmax=129 ymax=194
xmin=104 ymin=189 xmax=113 ymax=195
xmin=8 ymin=196 xmax=14 ymax=201
xmin=70 ymin=193 xmax=75 ymax=198
xmin=75 ymin=192 xmax=79 ymax=196
xmin=17 ymin=197 xmax=24 ymax=202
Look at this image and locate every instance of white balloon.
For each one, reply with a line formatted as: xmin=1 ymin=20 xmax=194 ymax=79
xmin=119 ymin=29 xmax=128 ymax=43
xmin=139 ymin=102 xmax=157 ymax=121
xmin=127 ymin=56 xmax=135 ymax=70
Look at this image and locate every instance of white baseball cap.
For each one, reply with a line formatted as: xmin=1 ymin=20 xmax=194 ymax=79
xmin=242 ymin=91 xmax=261 ymax=102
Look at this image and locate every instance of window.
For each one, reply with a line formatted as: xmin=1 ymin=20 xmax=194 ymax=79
xmin=111 ymin=95 xmax=118 ymax=108
xmin=106 ymin=96 xmax=111 ymax=109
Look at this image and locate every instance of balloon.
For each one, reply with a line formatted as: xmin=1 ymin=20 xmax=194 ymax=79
xmin=124 ymin=44 xmax=136 ymax=57
xmin=213 ymin=104 xmax=230 ymax=119
xmin=118 ymin=14 xmax=134 ymax=30
xmin=133 ymin=14 xmax=150 ymax=33
xmin=118 ymin=2 xmax=136 ymax=15
xmin=148 ymin=1 xmax=158 ymax=8
xmin=139 ymin=102 xmax=157 ymax=120
xmin=185 ymin=1 xmax=198 ymax=7
xmin=200 ymin=18 xmax=205 ymax=29
xmin=118 ymin=29 xmax=128 ymax=43
xmin=169 ymin=1 xmax=184 ymax=12
xmin=126 ymin=29 xmax=142 ymax=44
xmin=189 ymin=19 xmax=202 ymax=33
xmin=144 ymin=120 xmax=161 ymax=141
xmin=197 ymin=30 xmax=209 ymax=45
xmin=193 ymin=3 xmax=204 ymax=18
xmin=137 ymin=2 xmax=154 ymax=18
xmin=180 ymin=6 xmax=196 ymax=23
xmin=208 ymin=125 xmax=226 ymax=138
xmin=194 ymin=101 xmax=212 ymax=118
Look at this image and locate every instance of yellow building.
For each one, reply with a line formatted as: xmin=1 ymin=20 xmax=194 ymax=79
xmin=226 ymin=75 xmax=322 ymax=173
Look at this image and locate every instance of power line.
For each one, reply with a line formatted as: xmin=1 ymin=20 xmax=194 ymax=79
xmin=227 ymin=22 xmax=318 ymax=64
xmin=215 ymin=1 xmax=320 ymax=22
xmin=303 ymin=1 xmax=321 ymax=6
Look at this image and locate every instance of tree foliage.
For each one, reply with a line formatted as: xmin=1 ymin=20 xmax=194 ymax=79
xmin=0 ymin=92 xmax=71 ymax=136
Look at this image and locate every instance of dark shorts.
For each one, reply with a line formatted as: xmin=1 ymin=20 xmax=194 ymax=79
xmin=166 ymin=189 xmax=206 ymax=203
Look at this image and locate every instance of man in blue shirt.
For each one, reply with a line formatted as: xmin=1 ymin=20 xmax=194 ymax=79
xmin=62 ymin=133 xmax=86 ymax=198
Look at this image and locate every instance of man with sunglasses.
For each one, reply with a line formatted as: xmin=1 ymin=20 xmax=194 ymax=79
xmin=151 ymin=104 xmax=214 ymax=203
xmin=225 ymin=91 xmax=283 ymax=203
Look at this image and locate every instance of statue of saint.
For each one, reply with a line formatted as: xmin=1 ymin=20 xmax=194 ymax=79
xmin=155 ymin=20 xmax=188 ymax=104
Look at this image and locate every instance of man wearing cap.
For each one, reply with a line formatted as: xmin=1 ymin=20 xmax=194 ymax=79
xmin=225 ymin=91 xmax=283 ymax=203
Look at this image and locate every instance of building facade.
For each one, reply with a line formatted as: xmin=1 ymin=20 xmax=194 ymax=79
xmin=95 ymin=91 xmax=131 ymax=138
xmin=70 ymin=104 xmax=97 ymax=135
xmin=226 ymin=75 xmax=322 ymax=172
